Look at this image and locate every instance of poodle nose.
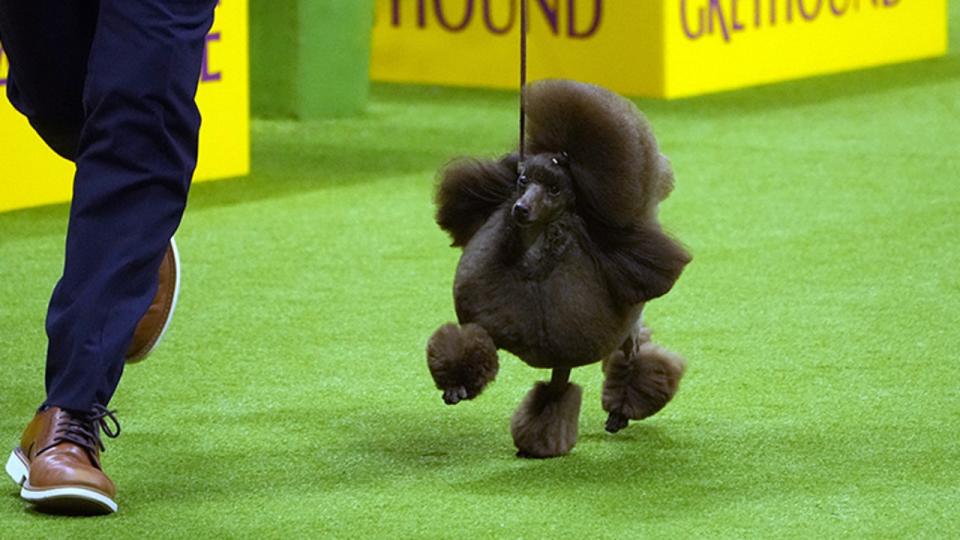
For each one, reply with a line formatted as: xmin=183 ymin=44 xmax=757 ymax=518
xmin=512 ymin=203 xmax=530 ymax=223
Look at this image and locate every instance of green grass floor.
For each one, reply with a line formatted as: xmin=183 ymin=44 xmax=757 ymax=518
xmin=2 ymin=20 xmax=960 ymax=540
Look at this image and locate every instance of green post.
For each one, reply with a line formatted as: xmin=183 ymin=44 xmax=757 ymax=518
xmin=250 ymin=0 xmax=374 ymax=119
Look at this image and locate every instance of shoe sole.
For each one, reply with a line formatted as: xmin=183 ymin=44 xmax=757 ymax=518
xmin=4 ymin=448 xmax=26 ymax=486
xmin=6 ymin=448 xmax=117 ymax=514
xmin=126 ymin=237 xmax=182 ymax=363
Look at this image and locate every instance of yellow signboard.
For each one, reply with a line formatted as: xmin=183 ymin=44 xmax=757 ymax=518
xmin=667 ymin=0 xmax=948 ymax=96
xmin=371 ymin=0 xmax=947 ymax=98
xmin=0 ymin=0 xmax=249 ymax=213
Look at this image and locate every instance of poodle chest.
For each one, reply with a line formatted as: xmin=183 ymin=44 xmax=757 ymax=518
xmin=452 ymin=212 xmax=638 ymax=369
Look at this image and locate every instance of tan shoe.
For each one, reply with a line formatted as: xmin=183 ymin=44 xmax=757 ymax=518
xmin=126 ymin=238 xmax=181 ymax=363
xmin=5 ymin=406 xmax=121 ymax=514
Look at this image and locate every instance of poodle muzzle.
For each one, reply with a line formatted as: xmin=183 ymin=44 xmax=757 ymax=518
xmin=512 ymin=184 xmax=546 ymax=226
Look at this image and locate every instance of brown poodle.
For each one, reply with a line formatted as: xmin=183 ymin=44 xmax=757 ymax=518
xmin=426 ymin=79 xmax=691 ymax=458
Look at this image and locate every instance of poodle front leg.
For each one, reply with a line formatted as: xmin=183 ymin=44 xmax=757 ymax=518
xmin=426 ymin=323 xmax=499 ymax=405
xmin=601 ymin=326 xmax=686 ymax=433
xmin=510 ymin=369 xmax=583 ymax=458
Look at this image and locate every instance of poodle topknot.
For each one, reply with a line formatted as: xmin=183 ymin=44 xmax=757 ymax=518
xmin=427 ymin=79 xmax=691 ymax=458
xmin=525 ymin=79 xmax=676 ymax=227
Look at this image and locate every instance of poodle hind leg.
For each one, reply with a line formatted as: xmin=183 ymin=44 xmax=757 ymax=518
xmin=426 ymin=323 xmax=499 ymax=405
xmin=602 ymin=327 xmax=686 ymax=433
xmin=510 ymin=369 xmax=582 ymax=458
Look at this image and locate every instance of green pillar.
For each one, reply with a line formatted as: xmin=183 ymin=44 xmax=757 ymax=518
xmin=250 ymin=0 xmax=374 ymax=119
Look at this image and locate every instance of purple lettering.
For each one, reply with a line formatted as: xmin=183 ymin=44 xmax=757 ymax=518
xmin=392 ymin=0 xmax=429 ymax=27
xmin=201 ymin=32 xmax=222 ymax=82
xmin=394 ymin=0 xmax=618 ymax=38
xmin=678 ymin=0 xmax=902 ymax=44
xmin=434 ymin=0 xmax=474 ymax=32
xmin=830 ymin=0 xmax=850 ymax=15
xmin=483 ymin=0 xmax=516 ymax=34
xmin=708 ymin=0 xmax=731 ymax=42
xmin=0 ymin=44 xmax=6 ymax=87
xmin=681 ymin=0 xmax=705 ymax=40
xmin=568 ymin=0 xmax=602 ymax=39
xmin=731 ymin=0 xmax=745 ymax=31
xmin=798 ymin=0 xmax=823 ymax=20
xmin=392 ymin=0 xmax=429 ymax=28
xmin=535 ymin=0 xmax=560 ymax=35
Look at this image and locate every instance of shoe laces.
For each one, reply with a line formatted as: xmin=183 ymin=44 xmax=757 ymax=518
xmin=38 ymin=405 xmax=122 ymax=458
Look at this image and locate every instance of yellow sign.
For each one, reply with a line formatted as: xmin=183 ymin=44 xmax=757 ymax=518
xmin=0 ymin=0 xmax=249 ymax=213
xmin=371 ymin=0 xmax=947 ymax=98
xmin=667 ymin=0 xmax=948 ymax=96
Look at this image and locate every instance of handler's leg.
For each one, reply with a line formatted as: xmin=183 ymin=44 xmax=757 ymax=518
xmin=45 ymin=0 xmax=215 ymax=417
xmin=0 ymin=0 xmax=95 ymax=159
xmin=1 ymin=0 xmax=187 ymax=369
xmin=2 ymin=0 xmax=216 ymax=514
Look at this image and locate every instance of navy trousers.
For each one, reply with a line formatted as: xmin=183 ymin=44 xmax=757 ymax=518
xmin=0 ymin=0 xmax=216 ymax=411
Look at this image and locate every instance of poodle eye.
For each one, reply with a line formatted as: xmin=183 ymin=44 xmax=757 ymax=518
xmin=548 ymin=184 xmax=561 ymax=196
xmin=517 ymin=176 xmax=528 ymax=188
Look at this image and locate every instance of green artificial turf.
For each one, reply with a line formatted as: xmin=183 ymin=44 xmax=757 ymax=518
xmin=2 ymin=17 xmax=959 ymax=540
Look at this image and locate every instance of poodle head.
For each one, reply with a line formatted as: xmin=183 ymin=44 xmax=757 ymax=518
xmin=512 ymin=153 xmax=575 ymax=227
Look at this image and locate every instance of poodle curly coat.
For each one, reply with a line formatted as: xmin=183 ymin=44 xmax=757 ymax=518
xmin=426 ymin=79 xmax=691 ymax=458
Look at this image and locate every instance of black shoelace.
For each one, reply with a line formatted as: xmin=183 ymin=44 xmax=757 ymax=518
xmin=37 ymin=405 xmax=122 ymax=458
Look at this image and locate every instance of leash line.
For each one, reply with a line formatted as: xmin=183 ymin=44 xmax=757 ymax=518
xmin=519 ymin=0 xmax=528 ymax=168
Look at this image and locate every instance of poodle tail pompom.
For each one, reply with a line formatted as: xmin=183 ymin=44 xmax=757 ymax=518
xmin=426 ymin=323 xmax=499 ymax=404
xmin=602 ymin=342 xmax=686 ymax=432
xmin=510 ymin=380 xmax=583 ymax=458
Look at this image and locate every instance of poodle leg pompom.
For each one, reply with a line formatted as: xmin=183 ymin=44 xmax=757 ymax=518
xmin=510 ymin=380 xmax=583 ymax=458
xmin=426 ymin=323 xmax=499 ymax=405
xmin=602 ymin=340 xmax=686 ymax=433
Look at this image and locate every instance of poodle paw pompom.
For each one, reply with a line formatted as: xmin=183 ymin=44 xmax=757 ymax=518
xmin=510 ymin=380 xmax=583 ymax=458
xmin=602 ymin=342 xmax=686 ymax=432
xmin=426 ymin=322 xmax=499 ymax=405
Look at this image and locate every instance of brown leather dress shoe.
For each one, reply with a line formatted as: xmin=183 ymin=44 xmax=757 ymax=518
xmin=5 ymin=406 xmax=121 ymax=514
xmin=126 ymin=238 xmax=181 ymax=363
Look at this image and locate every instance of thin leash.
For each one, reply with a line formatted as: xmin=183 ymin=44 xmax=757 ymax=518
xmin=518 ymin=0 xmax=528 ymax=173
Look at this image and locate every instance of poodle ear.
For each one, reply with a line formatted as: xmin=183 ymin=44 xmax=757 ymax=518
xmin=435 ymin=154 xmax=518 ymax=247
xmin=593 ymin=223 xmax=691 ymax=305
